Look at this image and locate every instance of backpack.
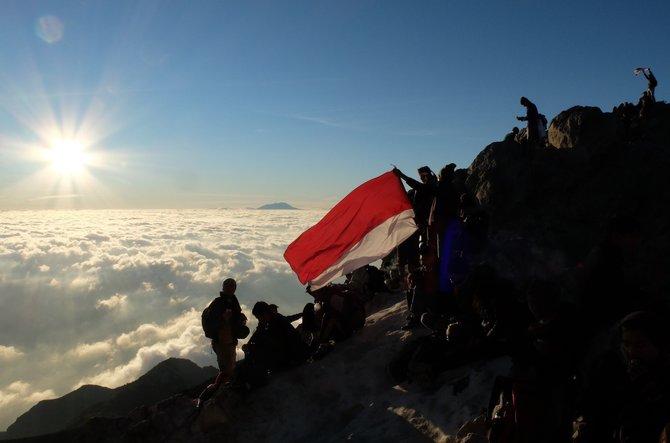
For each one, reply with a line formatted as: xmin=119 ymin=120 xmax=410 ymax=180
xmin=202 ymin=297 xmax=250 ymax=340
xmin=202 ymin=298 xmax=224 ymax=339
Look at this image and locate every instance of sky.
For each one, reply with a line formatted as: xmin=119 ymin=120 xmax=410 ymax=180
xmin=0 ymin=208 xmax=327 ymax=431
xmin=0 ymin=0 xmax=669 ymax=210
xmin=1 ymin=0 xmax=670 ymax=432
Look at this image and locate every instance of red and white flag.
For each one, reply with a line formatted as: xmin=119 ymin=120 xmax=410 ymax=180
xmin=284 ymin=171 xmax=417 ymax=290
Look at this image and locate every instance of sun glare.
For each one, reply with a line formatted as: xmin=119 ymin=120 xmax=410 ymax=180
xmin=45 ymin=140 xmax=89 ymax=174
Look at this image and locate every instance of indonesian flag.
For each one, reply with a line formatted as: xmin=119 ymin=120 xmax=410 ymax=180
xmin=284 ymin=171 xmax=417 ymax=290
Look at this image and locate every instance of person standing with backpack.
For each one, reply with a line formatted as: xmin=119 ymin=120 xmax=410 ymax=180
xmin=202 ymin=278 xmax=246 ymax=382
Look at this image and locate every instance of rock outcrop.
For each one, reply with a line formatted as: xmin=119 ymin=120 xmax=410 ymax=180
xmin=547 ymin=105 xmax=623 ymax=149
xmin=466 ymin=101 xmax=670 ymax=293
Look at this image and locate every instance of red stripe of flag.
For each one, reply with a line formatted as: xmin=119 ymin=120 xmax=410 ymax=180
xmin=284 ymin=171 xmax=417 ymax=288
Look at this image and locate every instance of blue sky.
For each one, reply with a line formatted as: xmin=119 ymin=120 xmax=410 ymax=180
xmin=1 ymin=0 xmax=668 ymax=209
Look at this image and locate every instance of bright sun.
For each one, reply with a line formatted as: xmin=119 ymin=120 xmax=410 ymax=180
xmin=45 ymin=140 xmax=89 ymax=174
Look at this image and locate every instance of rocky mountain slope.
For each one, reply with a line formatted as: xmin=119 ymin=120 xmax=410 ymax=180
xmin=4 ymin=358 xmax=217 ymax=440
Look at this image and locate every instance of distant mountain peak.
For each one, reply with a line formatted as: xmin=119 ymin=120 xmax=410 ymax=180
xmin=257 ymin=202 xmax=299 ymax=210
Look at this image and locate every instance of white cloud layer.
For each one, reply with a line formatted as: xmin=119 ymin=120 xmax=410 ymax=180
xmin=0 ymin=209 xmax=325 ymax=431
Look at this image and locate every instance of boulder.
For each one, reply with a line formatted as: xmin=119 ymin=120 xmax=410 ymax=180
xmin=548 ymin=105 xmax=623 ymax=149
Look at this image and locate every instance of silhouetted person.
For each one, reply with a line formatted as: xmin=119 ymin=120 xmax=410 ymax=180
xmin=644 ymin=68 xmax=657 ymax=101
xmin=429 ymin=163 xmax=460 ymax=261
xmin=233 ymin=301 xmax=310 ymax=389
xmin=504 ymin=126 xmax=520 ymax=143
xmin=306 ymin=284 xmax=366 ymax=359
xmin=208 ymin=278 xmax=244 ymax=381
xmin=638 ymin=90 xmax=653 ymax=119
xmin=197 ymin=278 xmax=245 ymax=407
xmin=573 ymin=311 xmax=670 ymax=443
xmin=394 ymin=166 xmax=439 ymax=280
xmin=517 ymin=97 xmax=541 ymax=144
xmin=393 ymin=166 xmax=438 ymax=241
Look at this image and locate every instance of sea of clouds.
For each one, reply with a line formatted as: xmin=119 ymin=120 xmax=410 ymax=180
xmin=0 ymin=208 xmax=326 ymax=431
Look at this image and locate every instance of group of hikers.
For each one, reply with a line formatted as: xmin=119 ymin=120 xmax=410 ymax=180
xmin=196 ymin=71 xmax=668 ymax=442
xmin=388 ymin=177 xmax=670 ymax=442
xmin=506 ymin=68 xmax=660 ymax=147
xmin=198 ymin=267 xmax=385 ymax=402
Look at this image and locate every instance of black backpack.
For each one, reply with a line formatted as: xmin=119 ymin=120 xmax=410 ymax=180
xmin=202 ymin=297 xmax=250 ymax=340
xmin=202 ymin=298 xmax=224 ymax=339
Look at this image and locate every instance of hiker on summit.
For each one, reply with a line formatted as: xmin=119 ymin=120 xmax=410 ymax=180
xmin=231 ymin=301 xmax=309 ymax=390
xmin=638 ymin=90 xmax=654 ymax=119
xmin=197 ymin=278 xmax=247 ymax=407
xmin=644 ymin=68 xmax=658 ymax=101
xmin=428 ymin=163 xmax=459 ymax=252
xmin=503 ymin=126 xmax=520 ymax=143
xmin=393 ymin=166 xmax=438 ymax=251
xmin=401 ymin=245 xmax=434 ymax=330
xmin=306 ymin=284 xmax=366 ymax=359
xmin=516 ymin=96 xmax=541 ymax=144
xmin=247 ymin=302 xmax=309 ymax=371
xmin=204 ymin=278 xmax=246 ymax=381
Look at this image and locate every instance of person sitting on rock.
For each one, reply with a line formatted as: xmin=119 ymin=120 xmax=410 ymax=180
xmin=233 ymin=301 xmax=310 ymax=389
xmin=504 ymin=126 xmax=520 ymax=143
xmin=307 ymin=284 xmax=366 ymax=359
xmin=294 ymin=302 xmax=319 ymax=351
xmin=402 ymin=239 xmax=444 ymax=330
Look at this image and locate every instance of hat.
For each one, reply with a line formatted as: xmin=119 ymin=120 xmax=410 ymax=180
xmin=417 ymin=166 xmax=432 ymax=175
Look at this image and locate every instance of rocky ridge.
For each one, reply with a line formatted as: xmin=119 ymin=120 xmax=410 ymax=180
xmin=3 ymin=358 xmax=217 ymax=440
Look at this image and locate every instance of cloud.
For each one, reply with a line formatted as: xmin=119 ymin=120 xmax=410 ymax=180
xmin=96 ymin=294 xmax=128 ymax=310
xmin=291 ymin=114 xmax=347 ymax=128
xmin=68 ymin=340 xmax=114 ymax=361
xmin=80 ymin=309 xmax=206 ymax=388
xmin=0 ymin=209 xmax=326 ymax=430
xmin=0 ymin=381 xmax=56 ymax=411
xmin=28 ymin=193 xmax=83 ymax=201
xmin=0 ymin=346 xmax=23 ymax=361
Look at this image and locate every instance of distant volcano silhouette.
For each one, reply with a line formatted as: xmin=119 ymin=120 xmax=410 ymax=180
xmin=257 ymin=202 xmax=298 ymax=210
